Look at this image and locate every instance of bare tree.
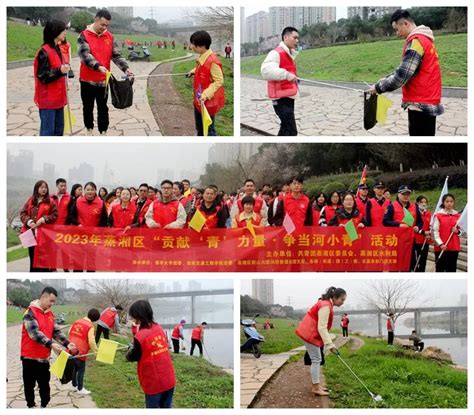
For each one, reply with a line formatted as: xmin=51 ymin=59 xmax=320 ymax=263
xmin=184 ymin=7 xmax=234 ymax=42
xmin=359 ymin=279 xmax=425 ymax=322
xmin=84 ymin=279 xmax=133 ymax=313
xmin=6 ymin=202 xmax=20 ymax=227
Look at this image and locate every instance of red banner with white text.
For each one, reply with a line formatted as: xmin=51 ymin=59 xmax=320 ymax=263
xmin=33 ymin=225 xmax=414 ymax=272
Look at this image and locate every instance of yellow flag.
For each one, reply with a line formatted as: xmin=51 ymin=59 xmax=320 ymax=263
xmin=105 ymin=71 xmax=112 ymax=88
xmin=246 ymin=219 xmax=257 ymax=240
xmin=50 ymin=350 xmax=70 ymax=379
xmin=63 ymin=105 xmax=76 ymax=135
xmin=189 ymin=209 xmax=207 ymax=232
xmin=96 ymin=339 xmax=119 ymax=364
xmin=376 ymin=95 xmax=393 ymax=125
xmin=201 ymin=102 xmax=213 ymax=136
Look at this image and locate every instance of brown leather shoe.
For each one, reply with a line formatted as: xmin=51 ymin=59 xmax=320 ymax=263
xmin=311 ymin=384 xmax=330 ymax=396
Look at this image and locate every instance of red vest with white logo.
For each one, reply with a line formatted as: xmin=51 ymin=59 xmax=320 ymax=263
xmin=267 ymin=46 xmax=298 ymax=99
xmin=34 ymin=44 xmax=67 ymax=109
xmin=191 ymin=325 xmax=203 ymax=340
xmin=434 ymin=212 xmax=461 ymax=252
xmin=392 ymin=201 xmax=417 ymax=228
xmin=100 ymin=307 xmax=117 ymax=329
xmin=295 ymin=299 xmax=333 ymax=347
xmin=133 ymin=198 xmax=152 ymax=227
xmin=152 ymin=200 xmax=180 ymax=227
xmin=111 ymin=203 xmax=137 ymax=228
xmin=283 ymin=193 xmax=310 ymax=229
xmin=76 ymin=196 xmax=104 ymax=227
xmin=53 ymin=193 xmax=71 ymax=225
xmin=402 ymin=33 xmax=441 ymax=105
xmin=368 ymin=197 xmax=390 ymax=227
xmin=135 ymin=323 xmax=176 ymax=395
xmin=193 ymin=53 xmax=225 ymax=115
xmin=79 ymin=30 xmax=114 ymax=83
xmin=237 ymin=197 xmax=264 ymax=214
xmin=171 ymin=324 xmax=182 ymax=339
xmin=236 ymin=212 xmax=262 ymax=228
xmin=415 ymin=210 xmax=432 ymax=244
xmin=21 ymin=198 xmax=55 ymax=233
xmin=198 ymin=205 xmax=222 ymax=229
xmin=69 ymin=318 xmax=93 ymax=361
xmin=333 ymin=211 xmax=363 ymax=227
xmin=21 ymin=305 xmax=55 ymax=359
xmin=355 ymin=197 xmax=368 ymax=218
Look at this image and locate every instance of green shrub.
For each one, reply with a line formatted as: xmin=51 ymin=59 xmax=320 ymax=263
xmin=322 ymin=181 xmax=346 ymax=196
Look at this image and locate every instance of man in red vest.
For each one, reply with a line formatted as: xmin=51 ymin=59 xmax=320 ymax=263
xmin=20 ymin=287 xmax=77 ymax=408
xmin=365 ymin=181 xmax=390 ymax=227
xmin=78 ymin=9 xmax=133 ymax=136
xmin=171 ymin=319 xmax=186 ymax=354
xmin=95 ymin=305 xmax=124 ymax=343
xmin=68 ymin=308 xmax=100 ymax=394
xmin=261 ymin=27 xmax=299 ymax=136
xmin=133 ymin=183 xmax=152 ymax=227
xmin=186 ymin=30 xmax=225 ymax=136
xmin=230 ymin=179 xmax=269 ymax=226
xmin=355 ymin=184 xmax=369 ymax=219
xmin=190 ymin=322 xmax=208 ymax=357
xmin=50 ymin=178 xmax=72 ymax=271
xmin=145 ymin=180 xmax=187 ymax=229
xmin=367 ymin=9 xmax=443 ymax=136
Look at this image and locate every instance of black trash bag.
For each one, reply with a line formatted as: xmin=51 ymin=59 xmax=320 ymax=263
xmin=364 ymin=92 xmax=377 ymax=130
xmin=59 ymin=358 xmax=76 ymax=384
xmin=109 ymin=74 xmax=134 ymax=109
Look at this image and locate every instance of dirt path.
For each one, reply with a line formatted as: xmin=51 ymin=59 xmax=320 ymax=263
xmin=148 ymin=59 xmax=195 ymax=136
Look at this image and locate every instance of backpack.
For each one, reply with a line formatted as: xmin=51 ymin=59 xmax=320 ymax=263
xmin=109 ymin=74 xmax=134 ymax=109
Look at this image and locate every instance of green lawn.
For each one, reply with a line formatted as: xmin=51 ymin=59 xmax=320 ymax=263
xmin=7 ymin=304 xmax=87 ymax=325
xmin=241 ymin=33 xmax=467 ymax=87
xmin=323 ymin=336 xmax=467 ymax=408
xmin=7 ymin=227 xmax=21 ymax=248
xmin=241 ymin=317 xmax=303 ymax=354
xmin=7 ymin=247 xmax=28 ymax=263
xmin=86 ymin=337 xmax=233 ymax=408
xmin=172 ymin=57 xmax=234 ymax=136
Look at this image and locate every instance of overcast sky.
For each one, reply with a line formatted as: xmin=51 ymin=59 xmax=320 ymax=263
xmin=241 ymin=279 xmax=467 ymax=310
xmin=133 ymin=7 xmax=198 ymax=22
xmin=8 ymin=143 xmax=213 ymax=184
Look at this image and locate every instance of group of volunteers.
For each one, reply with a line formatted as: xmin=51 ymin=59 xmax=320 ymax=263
xmin=262 ymin=9 xmax=443 ymax=136
xmin=20 ymin=174 xmax=463 ymax=272
xmin=19 ymin=286 xmax=209 ymax=408
xmin=33 ymin=9 xmax=225 ymax=136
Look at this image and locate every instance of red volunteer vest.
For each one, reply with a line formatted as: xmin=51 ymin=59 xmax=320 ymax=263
xmin=133 ymin=198 xmax=152 ymax=227
xmin=79 ymin=29 xmax=114 ymax=83
xmin=237 ymin=197 xmax=264 ymax=214
xmin=295 ymin=299 xmax=333 ymax=347
xmin=402 ymin=32 xmax=441 ymax=105
xmin=324 ymin=205 xmax=339 ymax=225
xmin=171 ymin=324 xmax=182 ymax=338
xmin=415 ymin=210 xmax=432 ymax=244
xmin=236 ymin=212 xmax=262 ymax=228
xmin=52 ymin=193 xmax=71 ymax=225
xmin=152 ymin=200 xmax=180 ymax=227
xmin=193 ymin=53 xmax=225 ymax=115
xmin=76 ymin=196 xmax=104 ymax=227
xmin=135 ymin=324 xmax=176 ymax=395
xmin=58 ymin=41 xmax=71 ymax=64
xmin=340 ymin=317 xmax=349 ymax=328
xmin=100 ymin=307 xmax=117 ymax=329
xmin=368 ymin=197 xmax=390 ymax=227
xmin=392 ymin=201 xmax=417 ymax=228
xmin=283 ymin=193 xmax=310 ymax=229
xmin=21 ymin=305 xmax=55 ymax=359
xmin=34 ymin=44 xmax=67 ymax=109
xmin=387 ymin=319 xmax=394 ymax=331
xmin=111 ymin=203 xmax=137 ymax=228
xmin=312 ymin=209 xmax=321 ymax=226
xmin=434 ymin=212 xmax=461 ymax=252
xmin=21 ymin=198 xmax=55 ymax=233
xmin=191 ymin=325 xmax=203 ymax=340
xmin=198 ymin=205 xmax=222 ymax=229
xmin=69 ymin=318 xmax=93 ymax=361
xmin=355 ymin=197 xmax=368 ymax=218
xmin=333 ymin=211 xmax=363 ymax=227
xmin=267 ymin=46 xmax=298 ymax=99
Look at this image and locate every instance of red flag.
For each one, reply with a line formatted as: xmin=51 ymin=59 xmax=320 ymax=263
xmin=283 ymin=213 xmax=296 ymax=234
xmin=356 ymin=165 xmax=367 ymax=197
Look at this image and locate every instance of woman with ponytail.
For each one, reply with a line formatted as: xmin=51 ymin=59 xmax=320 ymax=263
xmin=295 ymin=286 xmax=346 ymax=396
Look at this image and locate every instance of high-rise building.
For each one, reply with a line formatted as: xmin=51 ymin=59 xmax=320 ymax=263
xmin=108 ymin=7 xmax=133 ymax=18
xmin=43 ymin=163 xmax=56 ymax=184
xmin=252 ymin=279 xmax=274 ymax=305
xmin=347 ymin=6 xmax=399 ymax=20
xmin=68 ymin=162 xmax=94 ymax=184
xmin=268 ymin=7 xmax=292 ymax=39
xmin=293 ymin=7 xmax=336 ymax=28
xmin=208 ymin=143 xmax=260 ymax=166
xmin=245 ymin=11 xmax=268 ymax=43
xmin=8 ymin=150 xmax=34 ymax=178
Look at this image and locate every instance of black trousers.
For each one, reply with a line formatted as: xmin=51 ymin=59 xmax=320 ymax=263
xmin=413 ymin=242 xmax=430 ymax=272
xmin=194 ymin=107 xmax=216 ymax=136
xmin=95 ymin=325 xmax=110 ymax=344
xmin=273 ymin=97 xmax=297 ymax=136
xmin=435 ymin=251 xmax=459 ymax=272
xmin=342 ymin=327 xmax=349 ymax=337
xmin=28 ymin=246 xmax=51 ymax=272
xmin=80 ymin=81 xmax=109 ymax=133
xmin=172 ymin=338 xmax=180 ymax=353
xmin=190 ymin=339 xmax=203 ymax=356
xmin=408 ymin=110 xmax=436 ymax=136
xmin=22 ymin=359 xmax=51 ymax=408
xmin=388 ymin=331 xmax=394 ymax=345
xmin=414 ymin=341 xmax=425 ymax=352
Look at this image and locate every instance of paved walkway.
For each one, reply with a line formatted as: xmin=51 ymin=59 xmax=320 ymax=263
xmin=240 ymin=76 xmax=468 ymax=136
xmin=7 ymin=57 xmax=161 ymax=136
xmin=7 ymin=324 xmax=96 ymax=408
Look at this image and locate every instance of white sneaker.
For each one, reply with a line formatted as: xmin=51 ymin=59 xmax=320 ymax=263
xmin=77 ymin=388 xmax=91 ymax=395
xmin=86 ymin=129 xmax=94 ymax=136
xmin=100 ymin=131 xmax=107 ymax=136
xmin=70 ymin=384 xmax=78 ymax=391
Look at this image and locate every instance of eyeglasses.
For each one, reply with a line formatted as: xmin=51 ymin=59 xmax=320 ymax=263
xmin=162 ymin=186 xmax=172 ymax=190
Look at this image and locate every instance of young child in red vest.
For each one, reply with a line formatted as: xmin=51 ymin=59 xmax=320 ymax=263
xmin=186 ymin=30 xmax=225 ymax=136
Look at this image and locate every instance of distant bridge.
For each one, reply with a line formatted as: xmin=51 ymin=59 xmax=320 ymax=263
xmin=334 ymin=307 xmax=467 ymax=339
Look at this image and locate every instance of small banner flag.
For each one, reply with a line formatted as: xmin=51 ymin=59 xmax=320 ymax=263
xmin=50 ymin=350 xmax=70 ymax=379
xmin=344 ymin=219 xmax=359 ymax=242
xmin=283 ymin=213 xmax=296 ymax=235
xmin=63 ymin=105 xmax=76 ymax=135
xmin=403 ymin=207 xmax=415 ymax=227
xmin=96 ymin=339 xmax=119 ymax=364
xmin=356 ymin=164 xmax=367 ymax=197
xmin=376 ymin=95 xmax=393 ymax=125
xmin=189 ymin=209 xmax=207 ymax=232
xmin=201 ymin=102 xmax=213 ymax=137
xmin=457 ymin=204 xmax=468 ymax=233
xmin=105 ymin=71 xmax=112 ymax=88
xmin=246 ymin=219 xmax=257 ymax=240
xmin=431 ymin=176 xmax=449 ymax=227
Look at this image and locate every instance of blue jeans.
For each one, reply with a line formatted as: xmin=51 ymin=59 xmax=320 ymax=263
xmin=39 ymin=108 xmax=64 ymax=136
xmin=72 ymin=359 xmax=86 ymax=390
xmin=194 ymin=107 xmax=216 ymax=136
xmin=145 ymin=387 xmax=174 ymax=408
